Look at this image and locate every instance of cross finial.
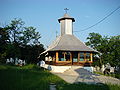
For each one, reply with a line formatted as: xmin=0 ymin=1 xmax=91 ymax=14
xmin=64 ymin=8 xmax=69 ymax=13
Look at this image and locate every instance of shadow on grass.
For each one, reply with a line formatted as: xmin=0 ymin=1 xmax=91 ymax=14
xmin=57 ymin=82 xmax=111 ymax=90
xmin=0 ymin=64 xmax=65 ymax=90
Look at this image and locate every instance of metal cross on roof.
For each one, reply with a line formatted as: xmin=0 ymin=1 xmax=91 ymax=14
xmin=64 ymin=8 xmax=69 ymax=13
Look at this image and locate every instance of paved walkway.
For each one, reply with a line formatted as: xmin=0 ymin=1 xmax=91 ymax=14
xmin=52 ymin=66 xmax=120 ymax=85
xmin=50 ymin=84 xmax=56 ymax=90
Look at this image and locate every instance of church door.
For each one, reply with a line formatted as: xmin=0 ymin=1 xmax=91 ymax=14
xmin=72 ymin=52 xmax=78 ymax=65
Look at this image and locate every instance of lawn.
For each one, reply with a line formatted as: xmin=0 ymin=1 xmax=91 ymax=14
xmin=94 ymin=71 xmax=120 ymax=79
xmin=0 ymin=64 xmax=65 ymax=90
xmin=0 ymin=64 xmax=120 ymax=90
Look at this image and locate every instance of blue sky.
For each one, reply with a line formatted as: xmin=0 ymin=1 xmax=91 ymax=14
xmin=0 ymin=0 xmax=120 ymax=48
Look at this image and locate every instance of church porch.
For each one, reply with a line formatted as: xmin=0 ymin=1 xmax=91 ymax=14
xmin=45 ymin=51 xmax=93 ymax=66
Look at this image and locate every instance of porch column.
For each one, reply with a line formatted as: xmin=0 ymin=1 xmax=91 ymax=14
xmin=84 ymin=53 xmax=86 ymax=61
xmin=63 ymin=52 xmax=66 ymax=61
xmin=90 ymin=53 xmax=93 ymax=62
xmin=78 ymin=52 xmax=80 ymax=62
xmin=56 ymin=52 xmax=58 ymax=62
xmin=70 ymin=52 xmax=72 ymax=64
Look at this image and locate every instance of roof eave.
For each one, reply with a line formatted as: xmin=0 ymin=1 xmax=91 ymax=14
xmin=58 ymin=18 xmax=75 ymax=23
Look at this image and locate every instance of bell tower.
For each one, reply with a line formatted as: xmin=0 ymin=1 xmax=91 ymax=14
xmin=58 ymin=8 xmax=75 ymax=36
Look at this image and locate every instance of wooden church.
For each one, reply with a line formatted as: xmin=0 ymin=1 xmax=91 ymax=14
xmin=41 ymin=12 xmax=97 ymax=66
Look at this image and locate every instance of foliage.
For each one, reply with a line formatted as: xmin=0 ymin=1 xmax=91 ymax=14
xmin=8 ymin=18 xmax=24 ymax=43
xmin=19 ymin=26 xmax=41 ymax=45
xmin=86 ymin=32 xmax=120 ymax=67
xmin=0 ymin=18 xmax=45 ymax=64
xmin=0 ymin=27 xmax=9 ymax=63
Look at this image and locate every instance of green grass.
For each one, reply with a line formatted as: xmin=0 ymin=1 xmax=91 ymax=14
xmin=57 ymin=83 xmax=120 ymax=90
xmin=0 ymin=64 xmax=120 ymax=90
xmin=94 ymin=71 xmax=120 ymax=79
xmin=0 ymin=64 xmax=65 ymax=90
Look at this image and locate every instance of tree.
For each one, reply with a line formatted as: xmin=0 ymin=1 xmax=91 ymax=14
xmin=86 ymin=32 xmax=120 ymax=67
xmin=108 ymin=35 xmax=120 ymax=66
xmin=86 ymin=32 xmax=102 ymax=50
xmin=19 ymin=26 xmax=41 ymax=45
xmin=0 ymin=18 xmax=45 ymax=64
xmin=20 ymin=44 xmax=45 ymax=63
xmin=0 ymin=26 xmax=10 ymax=63
xmin=8 ymin=18 xmax=24 ymax=43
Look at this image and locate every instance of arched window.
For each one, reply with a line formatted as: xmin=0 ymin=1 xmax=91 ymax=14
xmin=58 ymin=52 xmax=71 ymax=61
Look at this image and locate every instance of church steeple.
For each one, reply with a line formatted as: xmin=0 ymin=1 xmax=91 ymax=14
xmin=58 ymin=11 xmax=75 ymax=36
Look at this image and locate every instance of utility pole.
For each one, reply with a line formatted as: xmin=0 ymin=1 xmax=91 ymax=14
xmin=56 ymin=30 xmax=58 ymax=37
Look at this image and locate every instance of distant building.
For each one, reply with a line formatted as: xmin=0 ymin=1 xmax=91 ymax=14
xmin=41 ymin=13 xmax=97 ymax=66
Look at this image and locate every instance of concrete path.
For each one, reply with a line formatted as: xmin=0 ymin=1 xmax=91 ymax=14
xmin=52 ymin=66 xmax=120 ymax=85
xmin=50 ymin=84 xmax=56 ymax=90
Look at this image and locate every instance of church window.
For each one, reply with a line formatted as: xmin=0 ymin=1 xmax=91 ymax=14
xmin=86 ymin=53 xmax=91 ymax=61
xmin=79 ymin=52 xmax=84 ymax=61
xmin=58 ymin=52 xmax=64 ymax=61
xmin=58 ymin=52 xmax=71 ymax=61
xmin=65 ymin=52 xmax=71 ymax=61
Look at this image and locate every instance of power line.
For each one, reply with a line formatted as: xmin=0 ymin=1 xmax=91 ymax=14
xmin=74 ymin=6 xmax=120 ymax=32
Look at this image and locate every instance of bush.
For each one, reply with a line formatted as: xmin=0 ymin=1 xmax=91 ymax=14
xmin=115 ymin=74 xmax=120 ymax=79
xmin=20 ymin=64 xmax=40 ymax=70
xmin=0 ymin=65 xmax=7 ymax=70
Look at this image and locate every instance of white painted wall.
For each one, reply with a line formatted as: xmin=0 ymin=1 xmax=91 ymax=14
xmin=44 ymin=64 xmax=93 ymax=73
xmin=65 ymin=19 xmax=72 ymax=35
xmin=44 ymin=64 xmax=71 ymax=73
xmin=60 ymin=19 xmax=73 ymax=35
xmin=60 ymin=20 xmax=65 ymax=35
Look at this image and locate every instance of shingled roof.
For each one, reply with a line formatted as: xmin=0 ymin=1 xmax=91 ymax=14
xmin=45 ymin=34 xmax=97 ymax=52
xmin=40 ymin=13 xmax=97 ymax=56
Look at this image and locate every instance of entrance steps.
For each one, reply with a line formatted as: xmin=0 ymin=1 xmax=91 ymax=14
xmin=63 ymin=66 xmax=83 ymax=75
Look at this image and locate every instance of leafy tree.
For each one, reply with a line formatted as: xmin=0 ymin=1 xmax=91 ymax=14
xmin=0 ymin=27 xmax=10 ymax=63
xmin=86 ymin=32 xmax=102 ymax=50
xmin=0 ymin=18 xmax=45 ymax=64
xmin=20 ymin=44 xmax=45 ymax=63
xmin=8 ymin=18 xmax=24 ymax=43
xmin=86 ymin=33 xmax=103 ymax=66
xmin=86 ymin=32 xmax=120 ymax=67
xmin=19 ymin=26 xmax=41 ymax=45
xmin=108 ymin=35 xmax=120 ymax=66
